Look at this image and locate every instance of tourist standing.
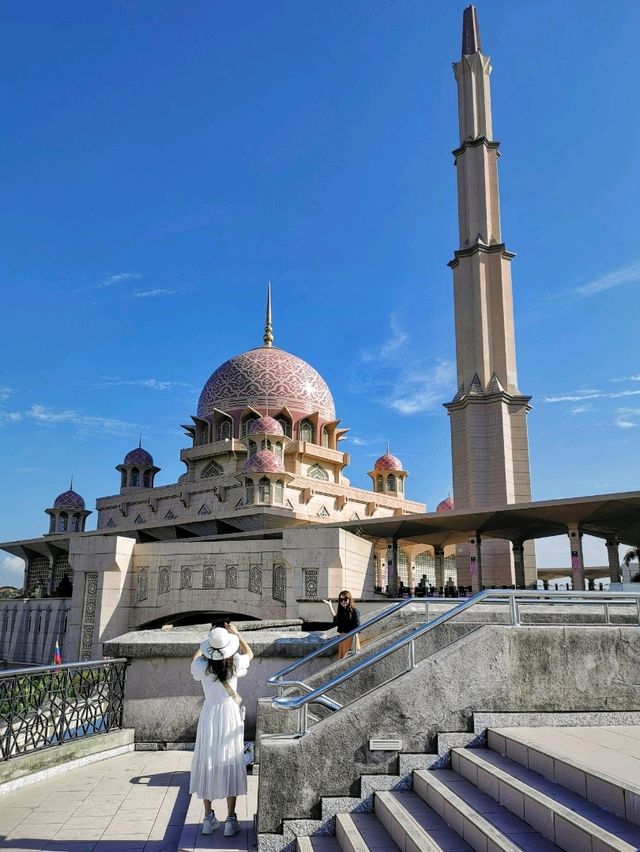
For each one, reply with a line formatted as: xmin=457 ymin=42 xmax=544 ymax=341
xmin=190 ymin=622 xmax=253 ymax=836
xmin=322 ymin=590 xmax=361 ymax=659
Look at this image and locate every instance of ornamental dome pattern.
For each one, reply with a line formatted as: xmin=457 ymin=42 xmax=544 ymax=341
xmin=437 ymin=496 xmax=454 ymax=512
xmin=247 ymin=416 xmax=284 ymax=436
xmin=374 ymin=453 xmax=403 ymax=472
xmin=243 ymin=450 xmax=284 ymax=474
xmin=53 ymin=489 xmax=86 ymax=510
xmin=197 ymin=347 xmax=335 ymax=421
xmin=123 ymin=447 xmax=154 ymax=466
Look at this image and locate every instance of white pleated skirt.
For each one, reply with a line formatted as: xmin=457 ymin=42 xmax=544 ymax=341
xmin=190 ymin=698 xmax=247 ymax=800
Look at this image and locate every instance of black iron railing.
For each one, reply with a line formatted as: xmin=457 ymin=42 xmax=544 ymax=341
xmin=0 ymin=658 xmax=127 ymax=760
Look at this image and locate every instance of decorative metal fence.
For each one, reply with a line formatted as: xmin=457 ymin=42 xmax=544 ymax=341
xmin=0 ymin=658 xmax=127 ymax=760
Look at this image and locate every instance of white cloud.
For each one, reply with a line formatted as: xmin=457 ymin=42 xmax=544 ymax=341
xmin=0 ymin=411 xmax=22 ymax=425
xmin=348 ymin=435 xmax=386 ymax=447
xmin=357 ymin=315 xmax=455 ymax=416
xmin=615 ymin=408 xmax=640 ymax=429
xmin=94 ymin=272 xmax=144 ymax=290
xmin=0 ymin=386 xmax=14 ymax=402
xmin=130 ymin=288 xmax=178 ymax=299
xmin=25 ymin=404 xmax=141 ymax=437
xmin=543 ymin=389 xmax=640 ymax=403
xmin=0 ymin=553 xmax=25 ymax=588
xmin=572 ymin=259 xmax=640 ymax=297
xmin=94 ymin=377 xmax=193 ymax=392
xmin=389 ymin=359 xmax=456 ymax=414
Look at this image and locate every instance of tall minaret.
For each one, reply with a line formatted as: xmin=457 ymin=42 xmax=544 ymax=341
xmin=445 ymin=6 xmax=536 ymax=587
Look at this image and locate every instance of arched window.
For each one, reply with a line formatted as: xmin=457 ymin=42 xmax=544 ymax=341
xmin=322 ymin=427 xmax=330 ymax=448
xmin=258 ymin=477 xmax=270 ymax=502
xmin=245 ymin=480 xmax=254 ymax=504
xmin=308 ymin=463 xmax=329 ymax=481
xmin=248 ymin=440 xmax=257 ymax=456
xmin=387 ymin=474 xmax=396 ymax=491
xmin=217 ymin=420 xmax=231 ymax=441
xmin=143 ymin=470 xmax=152 ymax=487
xmin=49 ymin=516 xmax=56 ymax=534
xmin=130 ymin=467 xmax=140 ymax=487
xmin=276 ymin=416 xmax=292 ymax=438
xmin=120 ymin=470 xmax=127 ymax=489
xmin=57 ymin=513 xmax=68 ymax=532
xmin=398 ymin=477 xmax=404 ymax=494
xmin=70 ymin=514 xmax=81 ymax=532
xmin=376 ymin=475 xmax=384 ymax=493
xmin=196 ymin=423 xmax=208 ymax=445
xmin=201 ymin=460 xmax=223 ymax=478
xmin=274 ymin=479 xmax=284 ymax=503
xmin=241 ymin=415 xmax=259 ymax=436
xmin=274 ymin=442 xmax=283 ymax=460
xmin=299 ymin=420 xmax=313 ymax=443
xmin=261 ymin=439 xmax=272 ymax=451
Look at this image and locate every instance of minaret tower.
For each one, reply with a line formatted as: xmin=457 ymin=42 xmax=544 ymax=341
xmin=445 ymin=6 xmax=536 ymax=587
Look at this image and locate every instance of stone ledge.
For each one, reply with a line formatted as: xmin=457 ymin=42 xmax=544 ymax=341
xmin=0 ymin=728 xmax=135 ymax=794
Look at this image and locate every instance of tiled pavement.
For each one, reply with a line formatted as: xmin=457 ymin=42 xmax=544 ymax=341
xmin=0 ymin=750 xmax=258 ymax=852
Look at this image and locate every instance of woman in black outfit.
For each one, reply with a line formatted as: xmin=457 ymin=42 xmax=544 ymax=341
xmin=322 ymin=590 xmax=361 ymax=659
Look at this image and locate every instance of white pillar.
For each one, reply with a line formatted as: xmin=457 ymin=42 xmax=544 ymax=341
xmin=469 ymin=535 xmax=482 ymax=593
xmin=434 ymin=547 xmax=445 ymax=591
xmin=386 ymin=537 xmax=398 ymax=597
xmin=605 ymin=539 xmax=622 ymax=584
xmin=568 ymin=526 xmax=585 ymax=591
xmin=512 ymin=542 xmax=526 ymax=589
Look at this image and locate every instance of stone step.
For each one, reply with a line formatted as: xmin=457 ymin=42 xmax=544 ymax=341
xmin=335 ymin=813 xmax=396 ymax=852
xmin=375 ymin=789 xmax=473 ymax=851
xmin=412 ymin=768 xmax=560 ymax=851
xmin=451 ymin=746 xmax=640 ymax=851
xmin=487 ymin=726 xmax=640 ymax=827
xmin=297 ymin=836 xmax=341 ymax=852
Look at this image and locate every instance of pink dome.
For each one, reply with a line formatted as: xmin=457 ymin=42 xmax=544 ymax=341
xmin=247 ymin=416 xmax=284 ymax=436
xmin=197 ymin=347 xmax=335 ymax=421
xmin=243 ymin=450 xmax=284 ymax=474
xmin=53 ymin=489 xmax=86 ymax=510
xmin=123 ymin=446 xmax=154 ymax=466
xmin=374 ymin=453 xmax=403 ymax=472
xmin=437 ymin=496 xmax=454 ymax=512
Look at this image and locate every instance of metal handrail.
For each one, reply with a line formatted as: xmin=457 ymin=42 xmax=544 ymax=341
xmin=267 ymin=596 xmax=429 ymax=693
xmin=268 ymin=589 xmax=640 ymax=737
xmin=0 ymin=658 xmax=128 ymax=679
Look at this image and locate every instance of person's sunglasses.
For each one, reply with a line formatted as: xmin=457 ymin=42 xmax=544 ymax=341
xmin=339 ymin=597 xmax=349 ymax=602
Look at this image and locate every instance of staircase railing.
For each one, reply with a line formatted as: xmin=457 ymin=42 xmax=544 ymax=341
xmin=267 ymin=589 xmax=640 ymax=737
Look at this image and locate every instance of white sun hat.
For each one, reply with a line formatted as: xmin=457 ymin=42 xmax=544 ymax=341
xmin=200 ymin=626 xmax=240 ymax=660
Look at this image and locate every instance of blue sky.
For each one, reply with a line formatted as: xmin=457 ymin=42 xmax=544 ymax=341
xmin=2 ymin=1 xmax=639 ymax=585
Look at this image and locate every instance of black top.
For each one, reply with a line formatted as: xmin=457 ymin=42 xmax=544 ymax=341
xmin=333 ymin=606 xmax=361 ymax=634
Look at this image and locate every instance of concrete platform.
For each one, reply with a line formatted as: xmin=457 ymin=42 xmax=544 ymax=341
xmin=0 ymin=749 xmax=192 ymax=851
xmin=178 ymin=776 xmax=258 ymax=851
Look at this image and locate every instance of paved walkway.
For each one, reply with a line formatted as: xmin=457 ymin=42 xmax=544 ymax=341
xmin=0 ymin=750 xmax=256 ymax=852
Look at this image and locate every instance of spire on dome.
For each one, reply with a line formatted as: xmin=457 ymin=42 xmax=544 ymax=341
xmin=263 ymin=282 xmax=274 ymax=347
xmin=138 ymin=434 xmax=142 ymax=448
xmin=461 ymin=5 xmax=482 ymax=56
xmin=69 ymin=475 xmax=73 ymax=490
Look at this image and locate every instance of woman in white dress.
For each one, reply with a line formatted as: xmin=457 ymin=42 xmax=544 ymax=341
xmin=190 ymin=622 xmax=253 ymax=837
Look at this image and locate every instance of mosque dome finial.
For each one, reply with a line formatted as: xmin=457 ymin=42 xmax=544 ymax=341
xmin=263 ymin=282 xmax=274 ymax=347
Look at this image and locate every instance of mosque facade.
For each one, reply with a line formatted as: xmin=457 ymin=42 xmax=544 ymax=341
xmin=1 ymin=6 xmax=538 ymax=665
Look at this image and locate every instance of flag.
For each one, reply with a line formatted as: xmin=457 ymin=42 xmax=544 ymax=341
xmin=53 ymin=637 xmax=62 ymax=667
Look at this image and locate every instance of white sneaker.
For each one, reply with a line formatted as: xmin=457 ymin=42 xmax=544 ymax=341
xmin=202 ymin=811 xmax=221 ymax=834
xmin=224 ymin=815 xmax=240 ymax=837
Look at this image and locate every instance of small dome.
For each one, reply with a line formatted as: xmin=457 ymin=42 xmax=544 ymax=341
xmin=53 ymin=489 xmax=86 ymax=510
xmin=437 ymin=496 xmax=454 ymax=513
xmin=243 ymin=450 xmax=284 ymax=474
xmin=374 ymin=453 xmax=403 ymax=472
xmin=123 ymin=446 xmax=154 ymax=466
xmin=247 ymin=416 xmax=284 ymax=436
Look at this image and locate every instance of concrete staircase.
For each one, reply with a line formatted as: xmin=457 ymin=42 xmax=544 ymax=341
xmin=286 ymin=726 xmax=640 ymax=852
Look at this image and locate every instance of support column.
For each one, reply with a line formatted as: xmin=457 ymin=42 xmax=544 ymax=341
xmin=434 ymin=546 xmax=445 ymax=591
xmin=469 ymin=535 xmax=482 ymax=593
xmin=512 ymin=542 xmax=525 ymax=589
xmin=568 ymin=526 xmax=585 ymax=591
xmin=605 ymin=538 xmax=622 ymax=584
xmin=386 ymin=537 xmax=398 ymax=597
